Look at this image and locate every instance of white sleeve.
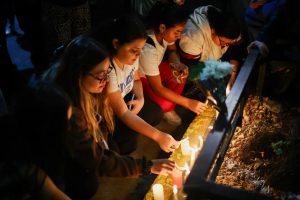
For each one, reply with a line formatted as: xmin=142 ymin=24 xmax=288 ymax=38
xmin=107 ymin=67 xmax=119 ymax=93
xmin=139 ymin=44 xmax=161 ymax=76
xmin=179 ymin=30 xmax=203 ymax=56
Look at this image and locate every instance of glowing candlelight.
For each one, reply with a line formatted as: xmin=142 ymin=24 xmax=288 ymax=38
xmin=152 ymin=184 xmax=164 ymax=200
xmin=190 ymin=147 xmax=196 ymax=167
xmin=183 ymin=163 xmax=190 ymax=181
xmin=208 ymin=125 xmax=213 ymax=130
xmin=184 ymin=163 xmax=190 ymax=174
xmin=172 ymin=167 xmax=183 ymax=189
xmin=179 ymin=137 xmax=189 ymax=144
xmin=198 ymin=136 xmax=203 ymax=150
xmin=181 ymin=138 xmax=190 ymax=156
xmin=173 ymin=185 xmax=179 ymax=200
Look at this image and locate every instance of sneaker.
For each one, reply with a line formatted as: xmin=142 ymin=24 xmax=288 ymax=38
xmin=163 ymin=111 xmax=182 ymax=126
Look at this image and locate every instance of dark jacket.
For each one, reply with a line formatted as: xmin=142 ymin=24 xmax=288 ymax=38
xmin=65 ymin=107 xmax=149 ymax=200
xmin=0 ymin=161 xmax=47 ymax=200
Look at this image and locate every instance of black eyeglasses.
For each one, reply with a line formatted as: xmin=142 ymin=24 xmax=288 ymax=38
xmin=218 ymin=36 xmax=232 ymax=47
xmin=87 ymin=66 xmax=113 ymax=82
xmin=218 ymin=36 xmax=242 ymax=47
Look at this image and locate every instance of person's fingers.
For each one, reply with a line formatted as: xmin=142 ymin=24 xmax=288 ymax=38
xmin=162 ymin=164 xmax=175 ymax=171
xmin=160 ymin=171 xmax=169 ymax=176
xmin=247 ymin=47 xmax=251 ymax=53
xmin=170 ymin=144 xmax=177 ymax=151
xmin=168 ymin=160 xmax=176 ymax=166
xmin=247 ymin=43 xmax=254 ymax=53
xmin=261 ymin=46 xmax=269 ymax=56
xmin=161 ymin=166 xmax=175 ymax=175
xmin=197 ymin=104 xmax=207 ymax=114
xmin=168 ymin=146 xmax=175 ymax=152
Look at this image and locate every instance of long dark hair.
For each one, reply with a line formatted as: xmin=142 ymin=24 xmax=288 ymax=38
xmin=92 ymin=15 xmax=147 ymax=56
xmin=207 ymin=6 xmax=241 ymax=39
xmin=55 ymin=35 xmax=108 ymax=104
xmin=55 ymin=35 xmax=114 ymax=135
xmin=145 ymin=2 xmax=188 ymax=32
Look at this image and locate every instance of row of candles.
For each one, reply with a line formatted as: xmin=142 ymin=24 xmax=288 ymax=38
xmin=152 ymin=135 xmax=206 ymax=200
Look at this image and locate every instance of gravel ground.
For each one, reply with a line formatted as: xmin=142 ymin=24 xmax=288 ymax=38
xmin=216 ymin=95 xmax=300 ymax=200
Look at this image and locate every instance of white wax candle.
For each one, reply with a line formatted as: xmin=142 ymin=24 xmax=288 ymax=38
xmin=181 ymin=138 xmax=190 ymax=156
xmin=183 ymin=163 xmax=190 ymax=180
xmin=173 ymin=185 xmax=179 ymax=200
xmin=153 ymin=184 xmax=164 ymax=200
xmin=190 ymin=147 xmax=196 ymax=167
xmin=172 ymin=167 xmax=183 ymax=189
xmin=198 ymin=136 xmax=203 ymax=150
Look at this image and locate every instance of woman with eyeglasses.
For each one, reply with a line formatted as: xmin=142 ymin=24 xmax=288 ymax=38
xmin=92 ymin=15 xmax=179 ymax=155
xmin=179 ymin=5 xmax=243 ymax=91
xmin=48 ymin=35 xmax=176 ymax=200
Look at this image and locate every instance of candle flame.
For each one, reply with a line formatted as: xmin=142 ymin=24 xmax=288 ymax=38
xmin=198 ymin=136 xmax=203 ymax=150
xmin=173 ymin=185 xmax=178 ymax=194
xmin=184 ymin=163 xmax=190 ymax=173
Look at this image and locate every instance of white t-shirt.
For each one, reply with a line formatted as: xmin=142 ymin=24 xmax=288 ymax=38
xmin=108 ymin=59 xmax=139 ymax=98
xmin=179 ymin=5 xmax=228 ymax=61
xmin=139 ymin=31 xmax=172 ymax=77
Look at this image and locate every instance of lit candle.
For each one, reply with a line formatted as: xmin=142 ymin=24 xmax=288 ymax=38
xmin=173 ymin=185 xmax=179 ymax=200
xmin=183 ymin=163 xmax=190 ymax=181
xmin=172 ymin=167 xmax=183 ymax=189
xmin=152 ymin=184 xmax=164 ymax=200
xmin=181 ymin=138 xmax=190 ymax=156
xmin=198 ymin=136 xmax=203 ymax=150
xmin=190 ymin=147 xmax=196 ymax=167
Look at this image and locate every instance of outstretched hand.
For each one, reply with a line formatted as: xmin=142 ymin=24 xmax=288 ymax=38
xmin=127 ymin=97 xmax=144 ymax=114
xmin=187 ymin=99 xmax=208 ymax=115
xmin=157 ymin=132 xmax=180 ymax=153
xmin=151 ymin=159 xmax=175 ymax=175
xmin=247 ymin=41 xmax=269 ymax=57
